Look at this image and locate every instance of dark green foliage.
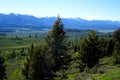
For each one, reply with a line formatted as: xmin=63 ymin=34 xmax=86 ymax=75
xmin=45 ymin=16 xmax=68 ymax=70
xmin=8 ymin=49 xmax=16 ymax=59
xmin=22 ymin=57 xmax=30 ymax=80
xmin=79 ymin=31 xmax=101 ymax=69
xmin=99 ymin=38 xmax=108 ymax=57
xmin=22 ymin=44 xmax=55 ymax=80
xmin=113 ymin=42 xmax=120 ymax=64
xmin=30 ymin=45 xmax=55 ymax=80
xmin=113 ymin=28 xmax=120 ymax=42
xmin=107 ymin=39 xmax=114 ymax=56
xmin=112 ymin=29 xmax=120 ymax=64
xmin=28 ymin=44 xmax=34 ymax=58
xmin=20 ymin=48 xmax=26 ymax=56
xmin=0 ymin=55 xmax=6 ymax=80
xmin=72 ymin=38 xmax=80 ymax=52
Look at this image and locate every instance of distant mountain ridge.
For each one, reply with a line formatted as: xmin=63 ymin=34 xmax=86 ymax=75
xmin=0 ymin=13 xmax=120 ymax=30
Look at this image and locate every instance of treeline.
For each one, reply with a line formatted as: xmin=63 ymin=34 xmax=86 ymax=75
xmin=0 ymin=16 xmax=120 ymax=80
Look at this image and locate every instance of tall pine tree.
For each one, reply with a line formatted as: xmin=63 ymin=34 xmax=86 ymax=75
xmin=22 ymin=57 xmax=30 ymax=80
xmin=0 ymin=54 xmax=6 ymax=80
xmin=30 ymin=45 xmax=55 ymax=80
xmin=107 ymin=39 xmax=114 ymax=56
xmin=22 ymin=44 xmax=34 ymax=80
xmin=113 ymin=28 xmax=120 ymax=43
xmin=45 ymin=16 xmax=68 ymax=70
xmin=22 ymin=44 xmax=55 ymax=80
xmin=113 ymin=42 xmax=120 ymax=64
xmin=79 ymin=31 xmax=101 ymax=69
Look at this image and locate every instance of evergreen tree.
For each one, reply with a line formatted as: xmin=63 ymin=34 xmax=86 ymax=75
xmin=113 ymin=28 xmax=120 ymax=42
xmin=0 ymin=55 xmax=6 ymax=80
xmin=30 ymin=45 xmax=55 ymax=80
xmin=72 ymin=37 xmax=80 ymax=52
xmin=22 ymin=44 xmax=34 ymax=80
xmin=99 ymin=38 xmax=108 ymax=57
xmin=9 ymin=49 xmax=16 ymax=59
xmin=113 ymin=42 xmax=120 ymax=64
xmin=45 ymin=16 xmax=68 ymax=70
xmin=79 ymin=31 xmax=101 ymax=69
xmin=20 ymin=48 xmax=26 ymax=56
xmin=22 ymin=57 xmax=30 ymax=80
xmin=107 ymin=39 xmax=114 ymax=56
xmin=22 ymin=44 xmax=55 ymax=80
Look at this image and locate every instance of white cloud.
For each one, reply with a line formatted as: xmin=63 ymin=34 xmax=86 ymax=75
xmin=81 ymin=16 xmax=99 ymax=20
xmin=110 ymin=17 xmax=120 ymax=21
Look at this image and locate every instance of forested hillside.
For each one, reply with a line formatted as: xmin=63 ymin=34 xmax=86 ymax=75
xmin=0 ymin=16 xmax=120 ymax=80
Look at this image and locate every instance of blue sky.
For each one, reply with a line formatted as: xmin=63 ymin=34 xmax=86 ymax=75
xmin=0 ymin=0 xmax=119 ymax=20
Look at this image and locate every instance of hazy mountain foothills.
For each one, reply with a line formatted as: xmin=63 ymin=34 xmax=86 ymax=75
xmin=0 ymin=13 xmax=120 ymax=30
